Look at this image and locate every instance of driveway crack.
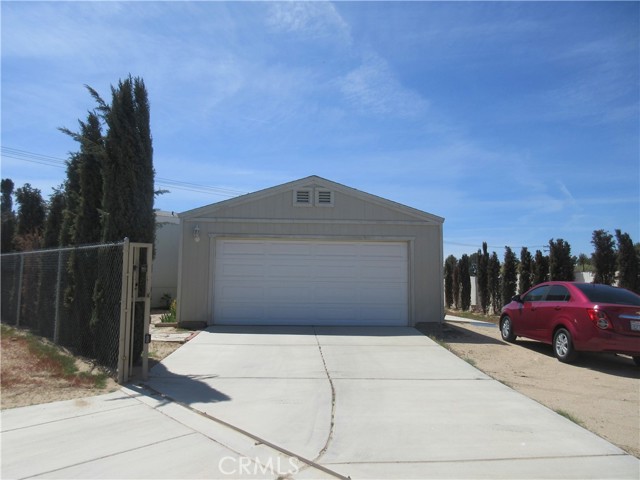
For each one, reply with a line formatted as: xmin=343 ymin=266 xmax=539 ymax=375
xmin=312 ymin=326 xmax=337 ymax=464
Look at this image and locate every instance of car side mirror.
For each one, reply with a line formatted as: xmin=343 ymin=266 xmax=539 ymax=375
xmin=512 ymin=294 xmax=523 ymax=303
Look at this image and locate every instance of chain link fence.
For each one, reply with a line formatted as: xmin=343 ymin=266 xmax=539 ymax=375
xmin=1 ymin=242 xmax=129 ymax=376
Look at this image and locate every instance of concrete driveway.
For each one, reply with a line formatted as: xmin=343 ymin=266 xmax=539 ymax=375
xmin=2 ymin=326 xmax=638 ymax=479
xmin=146 ymin=326 xmax=639 ymax=479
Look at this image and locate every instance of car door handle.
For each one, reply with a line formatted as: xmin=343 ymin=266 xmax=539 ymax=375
xmin=554 ymin=306 xmax=562 ymax=311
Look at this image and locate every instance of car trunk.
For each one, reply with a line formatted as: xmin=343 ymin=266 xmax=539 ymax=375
xmin=603 ymin=305 xmax=640 ymax=336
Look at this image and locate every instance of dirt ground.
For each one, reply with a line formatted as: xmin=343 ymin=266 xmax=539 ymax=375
xmin=1 ymin=326 xmax=182 ymax=410
xmin=438 ymin=320 xmax=640 ymax=459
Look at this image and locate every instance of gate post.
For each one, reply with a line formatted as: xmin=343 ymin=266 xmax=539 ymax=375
xmin=117 ymin=238 xmax=132 ymax=384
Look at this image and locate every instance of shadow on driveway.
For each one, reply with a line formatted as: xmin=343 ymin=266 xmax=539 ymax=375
xmin=146 ymin=361 xmax=232 ymax=405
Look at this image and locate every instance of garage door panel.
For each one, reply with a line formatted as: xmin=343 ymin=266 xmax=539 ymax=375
xmin=313 ymin=264 xmax=358 ymax=279
xmin=359 ymin=285 xmax=405 ymax=303
xmin=361 ymin=264 xmax=405 ymax=280
xmin=266 ymin=242 xmax=313 ymax=256
xmin=313 ymin=284 xmax=356 ymax=303
xmin=268 ymin=264 xmax=309 ymax=278
xmin=267 ymin=285 xmax=312 ymax=301
xmin=214 ymin=239 xmax=408 ymax=326
xmin=218 ymin=285 xmax=264 ymax=301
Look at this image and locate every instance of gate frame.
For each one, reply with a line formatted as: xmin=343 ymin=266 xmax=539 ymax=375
xmin=117 ymin=239 xmax=153 ymax=384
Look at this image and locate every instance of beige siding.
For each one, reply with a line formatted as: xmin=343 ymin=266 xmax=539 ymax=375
xmin=177 ymin=177 xmax=444 ymax=326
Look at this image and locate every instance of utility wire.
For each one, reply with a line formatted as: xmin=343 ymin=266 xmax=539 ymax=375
xmin=1 ymin=146 xmax=246 ymax=198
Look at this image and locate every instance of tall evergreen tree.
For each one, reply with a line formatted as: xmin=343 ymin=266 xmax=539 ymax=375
xmin=43 ymin=187 xmax=66 ymax=248
xmin=60 ymin=110 xmax=105 ymax=245
xmin=549 ymin=238 xmax=575 ymax=281
xmin=532 ymin=249 xmax=549 ymax=285
xmin=615 ymin=230 xmax=639 ymax=293
xmin=444 ymin=255 xmax=457 ymax=309
xmin=477 ymin=242 xmax=489 ymax=314
xmin=502 ymin=246 xmax=518 ymax=306
xmin=459 ymin=254 xmax=471 ymax=311
xmin=1 ymin=178 xmax=16 ymax=252
xmin=90 ymin=76 xmax=155 ymax=365
xmin=100 ymin=76 xmax=155 ymax=244
xmin=488 ymin=252 xmax=501 ymax=314
xmin=59 ymin=153 xmax=82 ymax=247
xmin=591 ymin=229 xmax=616 ymax=285
xmin=518 ymin=247 xmax=533 ymax=294
xmin=15 ymin=183 xmax=46 ymax=248
xmin=452 ymin=261 xmax=461 ymax=310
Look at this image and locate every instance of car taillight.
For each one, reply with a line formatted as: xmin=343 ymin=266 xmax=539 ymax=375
xmin=587 ymin=308 xmax=612 ymax=330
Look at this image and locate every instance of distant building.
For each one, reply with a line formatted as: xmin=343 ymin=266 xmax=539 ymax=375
xmin=152 ymin=210 xmax=180 ymax=308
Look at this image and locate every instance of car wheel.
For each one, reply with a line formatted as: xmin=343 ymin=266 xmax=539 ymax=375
xmin=553 ymin=328 xmax=578 ymax=363
xmin=632 ymin=356 xmax=640 ymax=367
xmin=500 ymin=316 xmax=516 ymax=343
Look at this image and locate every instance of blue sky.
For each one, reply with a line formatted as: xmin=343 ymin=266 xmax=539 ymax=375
xmin=2 ymin=1 xmax=638 ymax=260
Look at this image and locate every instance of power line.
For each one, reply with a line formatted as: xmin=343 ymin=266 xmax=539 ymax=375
xmin=1 ymin=146 xmax=246 ymax=198
xmin=444 ymin=240 xmax=548 ymax=250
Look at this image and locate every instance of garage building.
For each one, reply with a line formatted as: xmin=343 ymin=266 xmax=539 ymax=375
xmin=177 ymin=176 xmax=444 ymax=327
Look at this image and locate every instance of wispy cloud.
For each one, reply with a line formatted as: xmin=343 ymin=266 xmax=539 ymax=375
xmin=339 ymin=52 xmax=428 ymax=117
xmin=266 ymin=2 xmax=350 ymax=42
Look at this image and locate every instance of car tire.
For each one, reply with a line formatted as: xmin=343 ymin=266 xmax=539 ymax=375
xmin=500 ymin=316 xmax=516 ymax=343
xmin=632 ymin=356 xmax=640 ymax=367
xmin=553 ymin=328 xmax=578 ymax=363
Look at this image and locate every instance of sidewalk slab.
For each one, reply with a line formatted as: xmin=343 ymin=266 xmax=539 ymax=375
xmin=1 ymin=388 xmax=337 ymax=480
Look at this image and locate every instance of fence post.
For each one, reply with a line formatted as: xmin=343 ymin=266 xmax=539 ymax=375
xmin=141 ymin=245 xmax=152 ymax=381
xmin=15 ymin=254 xmax=24 ymax=327
xmin=53 ymin=250 xmax=63 ymax=344
xmin=117 ymin=238 xmax=132 ymax=384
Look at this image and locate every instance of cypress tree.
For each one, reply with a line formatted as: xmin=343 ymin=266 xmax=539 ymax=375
xmin=477 ymin=242 xmax=489 ymax=314
xmin=92 ymin=76 xmax=155 ymax=366
xmin=452 ymin=262 xmax=461 ymax=310
xmin=615 ymin=230 xmax=639 ymax=293
xmin=444 ymin=255 xmax=457 ymax=309
xmin=488 ymin=252 xmax=501 ymax=314
xmin=502 ymin=246 xmax=518 ymax=306
xmin=60 ymin=110 xmax=105 ymax=245
xmin=591 ymin=229 xmax=616 ymax=285
xmin=1 ymin=178 xmax=16 ymax=252
xmin=532 ymin=249 xmax=549 ymax=285
xmin=43 ymin=187 xmax=66 ymax=248
xmin=549 ymin=238 xmax=575 ymax=281
xmin=518 ymin=247 xmax=533 ymax=294
xmin=459 ymin=254 xmax=471 ymax=311
xmin=101 ymin=75 xmax=155 ymax=244
xmin=59 ymin=154 xmax=82 ymax=247
xmin=15 ymin=183 xmax=46 ymax=249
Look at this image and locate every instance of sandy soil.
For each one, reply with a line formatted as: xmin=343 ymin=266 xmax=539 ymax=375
xmin=439 ymin=320 xmax=640 ymax=458
xmin=0 ymin=332 xmax=120 ymax=410
xmin=1 ymin=324 xmax=183 ymax=410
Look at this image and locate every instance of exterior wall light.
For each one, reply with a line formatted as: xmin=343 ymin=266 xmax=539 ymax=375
xmin=193 ymin=224 xmax=201 ymax=242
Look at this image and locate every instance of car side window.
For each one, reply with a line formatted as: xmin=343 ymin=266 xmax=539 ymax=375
xmin=546 ymin=285 xmax=571 ymax=302
xmin=523 ymin=285 xmax=550 ymax=302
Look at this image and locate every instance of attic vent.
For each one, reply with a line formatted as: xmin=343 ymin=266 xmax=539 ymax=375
xmin=316 ymin=189 xmax=334 ymax=206
xmin=294 ymin=189 xmax=312 ymax=206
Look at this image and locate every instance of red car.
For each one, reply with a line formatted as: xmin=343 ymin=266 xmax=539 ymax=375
xmin=500 ymin=281 xmax=640 ymax=364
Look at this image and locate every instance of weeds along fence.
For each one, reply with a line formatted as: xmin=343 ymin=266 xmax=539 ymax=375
xmin=1 ymin=240 xmax=152 ymax=383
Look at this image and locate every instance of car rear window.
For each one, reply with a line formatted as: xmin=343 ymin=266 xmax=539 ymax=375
xmin=574 ymin=284 xmax=640 ymax=306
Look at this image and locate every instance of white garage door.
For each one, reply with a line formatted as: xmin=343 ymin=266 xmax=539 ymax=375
xmin=213 ymin=239 xmax=408 ymax=326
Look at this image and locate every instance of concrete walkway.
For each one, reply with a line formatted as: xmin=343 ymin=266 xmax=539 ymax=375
xmin=2 ymin=325 xmax=639 ymax=479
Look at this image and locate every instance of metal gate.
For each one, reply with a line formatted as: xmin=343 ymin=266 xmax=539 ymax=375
xmin=118 ymin=239 xmax=153 ymax=384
